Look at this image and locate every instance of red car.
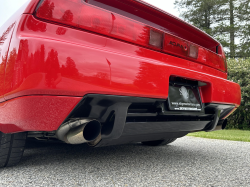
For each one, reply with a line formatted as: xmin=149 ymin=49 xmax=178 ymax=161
xmin=0 ymin=0 xmax=241 ymax=167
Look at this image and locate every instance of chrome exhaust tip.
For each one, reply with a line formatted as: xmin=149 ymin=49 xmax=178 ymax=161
xmin=56 ymin=119 xmax=101 ymax=144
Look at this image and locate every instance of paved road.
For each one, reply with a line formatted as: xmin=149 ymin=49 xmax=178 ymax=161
xmin=0 ymin=136 xmax=250 ymax=187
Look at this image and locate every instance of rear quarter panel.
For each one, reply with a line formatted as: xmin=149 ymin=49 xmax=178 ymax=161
xmin=0 ymin=0 xmax=33 ymax=102
xmin=0 ymin=21 xmax=15 ymax=102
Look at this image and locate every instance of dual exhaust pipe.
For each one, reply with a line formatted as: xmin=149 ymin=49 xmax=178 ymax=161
xmin=56 ymin=119 xmax=101 ymax=145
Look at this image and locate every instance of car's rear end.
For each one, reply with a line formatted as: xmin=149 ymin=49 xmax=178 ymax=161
xmin=0 ymin=0 xmax=241 ymax=166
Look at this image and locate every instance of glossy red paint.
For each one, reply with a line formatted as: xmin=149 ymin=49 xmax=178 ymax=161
xmin=4 ymin=14 xmax=240 ymax=103
xmin=0 ymin=0 xmax=241 ymax=134
xmin=0 ymin=96 xmax=81 ymax=133
xmin=0 ymin=22 xmax=15 ymax=103
xmin=23 ymin=0 xmax=40 ymax=14
xmin=35 ymin=0 xmax=227 ymax=72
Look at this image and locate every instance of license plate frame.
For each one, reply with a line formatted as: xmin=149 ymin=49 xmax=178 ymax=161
xmin=168 ymin=83 xmax=203 ymax=112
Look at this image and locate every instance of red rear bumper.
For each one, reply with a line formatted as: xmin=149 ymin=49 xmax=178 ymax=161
xmin=0 ymin=15 xmax=241 ymax=133
xmin=0 ymin=96 xmax=81 ymax=133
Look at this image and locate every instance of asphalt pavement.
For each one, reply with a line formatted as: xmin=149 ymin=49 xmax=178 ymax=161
xmin=0 ymin=136 xmax=250 ymax=187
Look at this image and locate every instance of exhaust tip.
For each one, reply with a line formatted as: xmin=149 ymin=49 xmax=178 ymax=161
xmin=57 ymin=118 xmax=101 ymax=144
xmin=83 ymin=120 xmax=101 ymax=141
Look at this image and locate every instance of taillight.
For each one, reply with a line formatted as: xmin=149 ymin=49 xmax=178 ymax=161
xmin=35 ymin=0 xmax=227 ymax=72
xmin=217 ymin=44 xmax=227 ymax=72
xmin=35 ymin=0 xmax=150 ymax=46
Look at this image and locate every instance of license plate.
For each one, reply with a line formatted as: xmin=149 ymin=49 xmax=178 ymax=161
xmin=168 ymin=84 xmax=202 ymax=111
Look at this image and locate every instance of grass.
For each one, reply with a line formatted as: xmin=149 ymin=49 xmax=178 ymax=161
xmin=188 ymin=130 xmax=250 ymax=142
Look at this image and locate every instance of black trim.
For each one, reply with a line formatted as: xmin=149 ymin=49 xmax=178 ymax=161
xmin=59 ymin=94 xmax=235 ymax=147
xmin=4 ymin=134 xmax=14 ymax=167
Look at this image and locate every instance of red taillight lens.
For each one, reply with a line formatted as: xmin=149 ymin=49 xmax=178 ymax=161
xmin=36 ymin=0 xmax=150 ymax=46
xmin=110 ymin=15 xmax=150 ymax=47
xmin=217 ymin=44 xmax=227 ymax=72
xmin=195 ymin=47 xmax=227 ymax=72
xmin=35 ymin=0 xmax=227 ymax=72
xmin=206 ymin=49 xmax=227 ymax=72
xmin=36 ymin=0 xmax=112 ymax=35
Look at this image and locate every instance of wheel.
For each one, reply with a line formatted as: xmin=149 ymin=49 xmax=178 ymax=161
xmin=141 ymin=138 xmax=177 ymax=146
xmin=0 ymin=132 xmax=27 ymax=168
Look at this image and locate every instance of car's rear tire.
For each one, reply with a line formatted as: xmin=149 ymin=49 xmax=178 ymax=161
xmin=0 ymin=132 xmax=26 ymax=168
xmin=141 ymin=138 xmax=177 ymax=146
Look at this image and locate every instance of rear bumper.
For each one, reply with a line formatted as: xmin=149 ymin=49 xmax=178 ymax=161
xmin=3 ymin=15 xmax=241 ymax=106
xmin=0 ymin=94 xmax=235 ymax=145
xmin=0 ymin=96 xmax=81 ymax=133
xmin=0 ymin=15 xmax=241 ymax=138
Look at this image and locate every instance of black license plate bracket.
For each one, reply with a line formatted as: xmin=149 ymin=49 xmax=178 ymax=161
xmin=168 ymin=83 xmax=203 ymax=112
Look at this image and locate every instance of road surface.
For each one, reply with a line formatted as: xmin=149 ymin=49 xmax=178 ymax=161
xmin=0 ymin=136 xmax=249 ymax=186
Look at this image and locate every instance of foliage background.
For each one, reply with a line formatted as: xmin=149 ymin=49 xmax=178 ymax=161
xmin=226 ymin=58 xmax=250 ymax=130
xmin=174 ymin=0 xmax=250 ymax=129
xmin=174 ymin=0 xmax=250 ymax=58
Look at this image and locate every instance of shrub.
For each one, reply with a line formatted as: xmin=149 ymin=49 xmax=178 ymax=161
xmin=226 ymin=58 xmax=250 ymax=130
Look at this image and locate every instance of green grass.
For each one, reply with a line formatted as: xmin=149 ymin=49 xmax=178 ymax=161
xmin=188 ymin=130 xmax=250 ymax=142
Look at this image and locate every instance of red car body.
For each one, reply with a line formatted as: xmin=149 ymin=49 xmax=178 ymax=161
xmin=0 ymin=0 xmax=241 ymax=156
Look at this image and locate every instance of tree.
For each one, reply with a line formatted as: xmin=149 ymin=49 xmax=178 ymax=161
xmin=174 ymin=0 xmax=248 ymax=58
xmin=212 ymin=0 xmax=240 ymax=58
xmin=174 ymin=0 xmax=220 ymax=35
xmin=237 ymin=0 xmax=250 ymax=58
